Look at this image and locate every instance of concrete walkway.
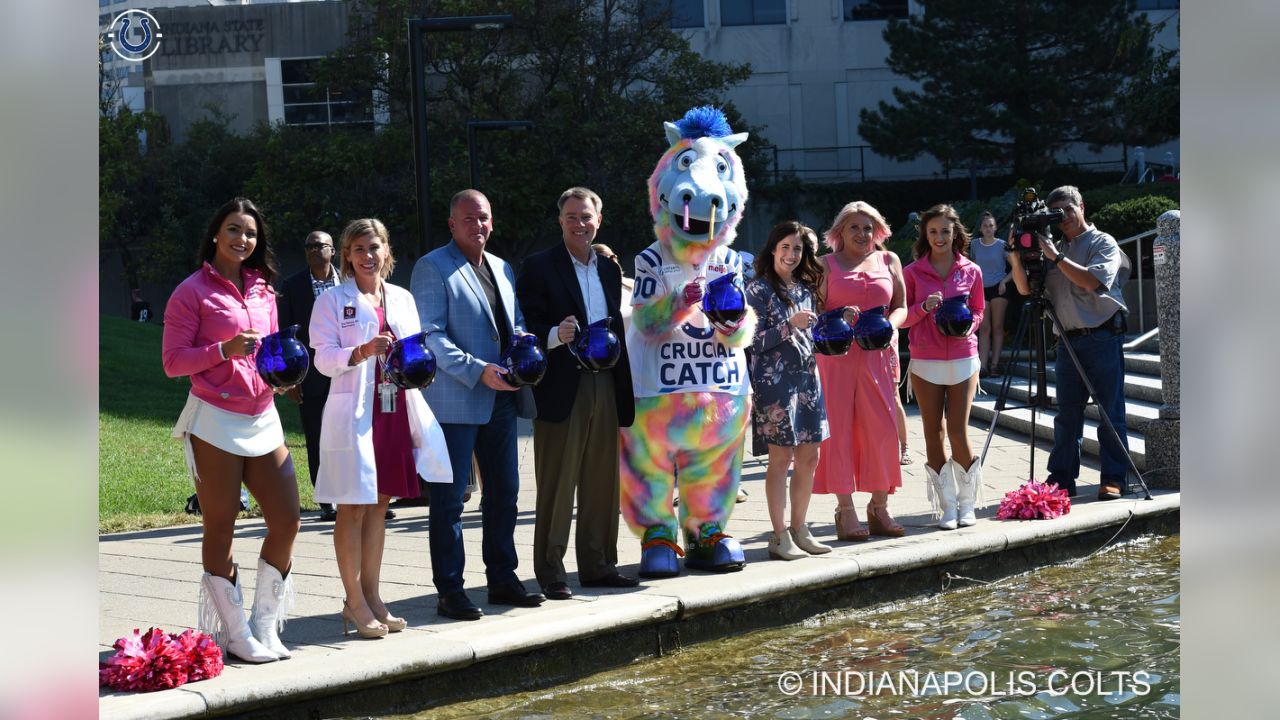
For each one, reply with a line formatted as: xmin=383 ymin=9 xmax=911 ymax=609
xmin=98 ymin=409 xmax=1179 ymax=719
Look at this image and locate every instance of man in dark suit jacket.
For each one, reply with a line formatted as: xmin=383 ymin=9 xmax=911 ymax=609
xmin=516 ymin=187 xmax=637 ymax=600
xmin=278 ymin=231 xmax=341 ymax=521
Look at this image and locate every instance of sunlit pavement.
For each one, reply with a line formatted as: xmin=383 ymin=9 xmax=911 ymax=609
xmin=98 ymin=409 xmax=1179 ymax=719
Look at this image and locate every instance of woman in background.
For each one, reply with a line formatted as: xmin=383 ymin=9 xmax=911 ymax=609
xmin=970 ymin=211 xmax=1014 ymax=376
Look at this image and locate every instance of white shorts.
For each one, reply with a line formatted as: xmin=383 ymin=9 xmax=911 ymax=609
xmin=171 ymin=393 xmax=285 ymax=484
xmin=909 ymin=356 xmax=980 ymax=386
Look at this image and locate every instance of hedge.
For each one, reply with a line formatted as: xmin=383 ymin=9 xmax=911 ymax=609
xmin=1091 ymin=195 xmax=1180 ymax=242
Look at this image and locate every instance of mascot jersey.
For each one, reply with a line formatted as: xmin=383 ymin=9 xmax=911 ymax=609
xmin=628 ymin=242 xmax=749 ymax=397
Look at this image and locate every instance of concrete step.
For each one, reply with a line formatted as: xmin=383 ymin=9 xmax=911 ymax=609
xmin=970 ymin=395 xmax=1146 ymax=470
xmin=976 ymin=377 xmax=1160 ymax=435
xmin=1123 ymin=352 xmax=1161 ymax=376
xmin=1000 ymin=360 xmax=1162 ymax=403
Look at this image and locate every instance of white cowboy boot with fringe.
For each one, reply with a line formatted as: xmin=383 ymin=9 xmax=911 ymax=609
xmin=953 ymin=458 xmax=982 ymax=527
xmin=199 ymin=564 xmax=278 ymax=663
xmin=926 ymin=462 xmax=958 ymax=530
xmin=249 ymin=557 xmax=294 ymax=659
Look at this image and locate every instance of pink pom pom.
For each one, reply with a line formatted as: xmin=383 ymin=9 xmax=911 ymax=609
xmin=99 ymin=627 xmax=223 ymax=693
xmin=996 ymin=480 xmax=1072 ymax=521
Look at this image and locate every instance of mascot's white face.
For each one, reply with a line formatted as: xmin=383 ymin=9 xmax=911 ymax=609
xmin=647 ymin=108 xmax=749 ymax=264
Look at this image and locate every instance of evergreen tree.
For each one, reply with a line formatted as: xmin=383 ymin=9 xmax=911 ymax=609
xmin=858 ymin=0 xmax=1176 ymax=177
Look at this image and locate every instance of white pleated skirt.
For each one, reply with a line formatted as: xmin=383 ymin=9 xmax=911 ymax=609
xmin=908 ymin=356 xmax=981 ymax=386
xmin=171 ymin=393 xmax=285 ymax=484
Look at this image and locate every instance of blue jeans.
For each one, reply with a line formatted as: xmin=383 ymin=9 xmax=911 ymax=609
xmin=429 ymin=392 xmax=522 ymax=594
xmin=1047 ymin=328 xmax=1130 ymax=487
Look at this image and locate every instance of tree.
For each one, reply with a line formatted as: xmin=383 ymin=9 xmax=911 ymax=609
xmin=314 ymin=0 xmax=762 ymax=260
xmin=1116 ymin=41 xmax=1179 ymax=147
xmin=858 ymin=0 xmax=1174 ymax=177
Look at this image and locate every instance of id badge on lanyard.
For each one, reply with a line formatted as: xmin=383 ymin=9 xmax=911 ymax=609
xmin=378 ymin=378 xmax=396 ymax=414
xmin=373 ymin=285 xmax=396 ymax=414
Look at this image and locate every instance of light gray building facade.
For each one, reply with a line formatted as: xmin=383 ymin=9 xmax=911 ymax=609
xmin=140 ymin=0 xmax=355 ymax=141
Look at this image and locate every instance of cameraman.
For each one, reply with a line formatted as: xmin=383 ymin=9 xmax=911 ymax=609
xmin=1006 ymin=186 xmax=1131 ymax=500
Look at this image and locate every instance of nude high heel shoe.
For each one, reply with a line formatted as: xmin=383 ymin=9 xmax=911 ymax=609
xmin=866 ymin=501 xmax=904 ymax=538
xmin=341 ymin=601 xmax=388 ymax=639
xmin=834 ymin=506 xmax=870 ymax=541
xmin=372 ymin=609 xmax=407 ymax=633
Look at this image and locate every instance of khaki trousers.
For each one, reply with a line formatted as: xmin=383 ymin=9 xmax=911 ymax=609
xmin=532 ymin=372 xmax=620 ymax=586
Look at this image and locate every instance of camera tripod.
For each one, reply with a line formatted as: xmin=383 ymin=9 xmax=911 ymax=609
xmin=977 ymin=291 xmax=1152 ymax=501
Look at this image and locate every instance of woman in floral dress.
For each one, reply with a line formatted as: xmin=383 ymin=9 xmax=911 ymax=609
xmin=745 ymin=221 xmax=835 ymax=560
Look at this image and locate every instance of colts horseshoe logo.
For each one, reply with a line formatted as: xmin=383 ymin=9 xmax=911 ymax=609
xmin=680 ymin=322 xmax=716 ymax=340
xmin=104 ymin=10 xmax=164 ymax=62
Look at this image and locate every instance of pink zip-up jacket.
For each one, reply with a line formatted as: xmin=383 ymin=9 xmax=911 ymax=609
xmin=901 ymin=254 xmax=985 ymax=361
xmin=162 ymin=262 xmax=278 ymax=415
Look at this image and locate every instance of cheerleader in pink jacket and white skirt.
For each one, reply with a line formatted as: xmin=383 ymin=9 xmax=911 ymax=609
xmin=901 ymin=204 xmax=986 ymax=531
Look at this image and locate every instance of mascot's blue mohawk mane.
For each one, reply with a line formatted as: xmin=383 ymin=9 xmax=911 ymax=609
xmin=674 ymin=106 xmax=733 ymax=139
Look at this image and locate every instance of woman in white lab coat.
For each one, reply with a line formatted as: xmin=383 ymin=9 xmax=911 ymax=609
xmin=310 ymin=218 xmax=451 ymax=638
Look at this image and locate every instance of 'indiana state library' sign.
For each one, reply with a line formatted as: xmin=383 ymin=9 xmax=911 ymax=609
xmin=158 ymin=19 xmax=266 ymax=57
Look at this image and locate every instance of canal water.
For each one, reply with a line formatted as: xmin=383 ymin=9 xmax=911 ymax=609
xmin=400 ymin=534 xmax=1179 ymax=719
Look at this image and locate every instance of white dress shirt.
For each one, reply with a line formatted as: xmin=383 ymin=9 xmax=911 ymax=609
xmin=547 ymin=247 xmax=608 ymax=350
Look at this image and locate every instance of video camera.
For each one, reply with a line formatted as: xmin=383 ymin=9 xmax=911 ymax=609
xmin=1005 ymin=188 xmax=1065 ymax=294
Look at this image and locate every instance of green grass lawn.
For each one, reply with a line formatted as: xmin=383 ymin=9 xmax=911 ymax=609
xmin=99 ymin=314 xmax=317 ymax=533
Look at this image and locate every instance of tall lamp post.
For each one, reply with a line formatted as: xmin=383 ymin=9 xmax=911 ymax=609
xmin=467 ymin=120 xmax=534 ymax=189
xmin=408 ymin=14 xmax=513 ymax=257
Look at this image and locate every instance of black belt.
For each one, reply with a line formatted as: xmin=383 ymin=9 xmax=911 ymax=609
xmin=1064 ymin=312 xmax=1125 ymax=338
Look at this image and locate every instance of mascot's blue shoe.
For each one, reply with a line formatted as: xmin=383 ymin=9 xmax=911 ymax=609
xmin=639 ymin=526 xmax=684 ymax=578
xmin=684 ymin=522 xmax=746 ymax=573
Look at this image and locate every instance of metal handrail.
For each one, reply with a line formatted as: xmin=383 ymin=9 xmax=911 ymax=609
xmin=1117 ymin=227 xmax=1158 ymax=337
xmin=1123 ymin=327 xmax=1159 ymax=352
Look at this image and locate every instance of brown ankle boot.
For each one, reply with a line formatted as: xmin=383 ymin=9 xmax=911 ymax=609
xmin=834 ymin=506 xmax=870 ymax=541
xmin=866 ymin=502 xmax=904 ymax=537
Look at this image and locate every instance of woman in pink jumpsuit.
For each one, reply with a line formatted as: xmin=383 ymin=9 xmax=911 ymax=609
xmin=815 ymin=201 xmax=908 ymax=539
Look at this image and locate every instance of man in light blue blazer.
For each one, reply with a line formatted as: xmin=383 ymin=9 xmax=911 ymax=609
xmin=410 ymin=189 xmax=543 ymax=620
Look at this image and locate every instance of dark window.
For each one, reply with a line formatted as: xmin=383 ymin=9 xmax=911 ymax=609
xmin=284 ymin=104 xmax=329 ymax=126
xmin=280 ymin=58 xmax=372 ymax=128
xmin=282 ymin=84 xmax=325 ymax=104
xmin=1134 ymin=0 xmax=1179 ymax=9
xmin=844 ymin=0 xmax=908 ymax=21
xmin=721 ymin=0 xmax=786 ymax=27
xmin=280 ymin=58 xmax=320 ymax=85
xmin=644 ymin=0 xmax=705 ymax=28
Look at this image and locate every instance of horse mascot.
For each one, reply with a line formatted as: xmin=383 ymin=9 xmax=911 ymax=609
xmin=622 ymin=106 xmax=756 ymax=576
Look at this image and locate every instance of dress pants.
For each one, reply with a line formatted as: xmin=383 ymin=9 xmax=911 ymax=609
xmin=430 ymin=392 xmax=521 ymax=594
xmin=532 ymin=372 xmax=620 ymax=587
xmin=297 ymin=375 xmax=329 ymax=489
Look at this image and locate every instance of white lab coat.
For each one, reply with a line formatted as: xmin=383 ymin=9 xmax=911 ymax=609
xmin=309 ymin=278 xmax=452 ymax=504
